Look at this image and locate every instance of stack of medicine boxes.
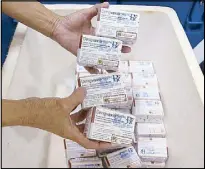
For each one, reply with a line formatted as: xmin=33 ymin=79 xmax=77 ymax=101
xmin=64 ymin=8 xmax=168 ymax=168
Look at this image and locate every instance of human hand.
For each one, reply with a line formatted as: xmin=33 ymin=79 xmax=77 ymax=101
xmin=51 ymin=2 xmax=131 ymax=73
xmin=35 ymin=87 xmax=110 ymax=150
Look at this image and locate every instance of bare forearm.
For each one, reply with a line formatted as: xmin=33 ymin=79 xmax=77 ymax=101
xmin=2 ymin=98 xmax=62 ymax=131
xmin=2 ymin=1 xmax=61 ymax=37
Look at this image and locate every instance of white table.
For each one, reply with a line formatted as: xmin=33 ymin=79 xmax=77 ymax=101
xmin=2 ymin=5 xmax=204 ymax=168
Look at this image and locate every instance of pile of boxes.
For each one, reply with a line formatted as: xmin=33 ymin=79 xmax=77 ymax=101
xmin=64 ymin=8 xmax=168 ymax=168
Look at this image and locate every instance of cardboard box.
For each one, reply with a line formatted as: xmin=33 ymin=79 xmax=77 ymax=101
xmin=137 ymin=137 xmax=168 ymax=163
xmin=77 ymin=35 xmax=122 ymax=71
xmin=69 ymin=157 xmax=103 ymax=168
xmin=84 ymin=107 xmax=136 ymax=145
xmin=118 ymin=61 xmax=129 ymax=72
xmin=141 ymin=161 xmax=166 ymax=168
xmin=110 ymin=108 xmax=131 ymax=114
xmin=64 ymin=139 xmax=96 ymax=159
xmin=79 ymin=73 xmax=128 ymax=108
xmin=79 ymin=73 xmax=125 ymax=89
xmin=104 ymin=146 xmax=142 ymax=168
xmin=136 ymin=123 xmax=166 ymax=138
xmin=132 ymin=73 xmax=159 ymax=88
xmin=105 ymin=87 xmax=133 ymax=109
xmin=96 ymin=144 xmax=126 ymax=158
xmin=132 ymin=87 xmax=161 ymax=100
xmin=132 ymin=100 xmax=164 ymax=123
xmin=129 ymin=61 xmax=155 ymax=74
xmin=96 ymin=8 xmax=140 ymax=45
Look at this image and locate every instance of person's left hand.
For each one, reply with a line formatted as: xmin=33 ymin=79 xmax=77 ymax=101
xmin=28 ymin=87 xmax=111 ymax=150
xmin=51 ymin=2 xmax=131 ymax=73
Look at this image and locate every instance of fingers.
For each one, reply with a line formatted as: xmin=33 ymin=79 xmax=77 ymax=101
xmin=61 ymin=87 xmax=87 ymax=111
xmin=84 ymin=2 xmax=109 ymax=20
xmin=70 ymin=108 xmax=90 ymax=123
xmin=122 ymin=46 xmax=132 ymax=53
xmin=85 ymin=66 xmax=100 ymax=74
xmin=106 ymin=70 xmax=116 ymax=73
xmin=89 ymin=141 xmax=112 ymax=150
xmin=99 ymin=2 xmax=110 ymax=8
xmin=91 ymin=26 xmax=96 ymax=35
xmin=76 ymin=124 xmax=85 ymax=133
xmin=80 ymin=137 xmax=112 ymax=150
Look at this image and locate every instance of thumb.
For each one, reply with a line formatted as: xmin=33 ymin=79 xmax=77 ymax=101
xmin=83 ymin=2 xmax=109 ymax=20
xmin=61 ymin=87 xmax=87 ymax=112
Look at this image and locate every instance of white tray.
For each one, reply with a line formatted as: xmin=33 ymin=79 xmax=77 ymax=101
xmin=2 ymin=4 xmax=204 ymax=168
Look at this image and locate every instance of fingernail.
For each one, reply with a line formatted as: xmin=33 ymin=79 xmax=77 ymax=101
xmin=102 ymin=2 xmax=109 ymax=7
xmin=95 ymin=69 xmax=100 ymax=74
